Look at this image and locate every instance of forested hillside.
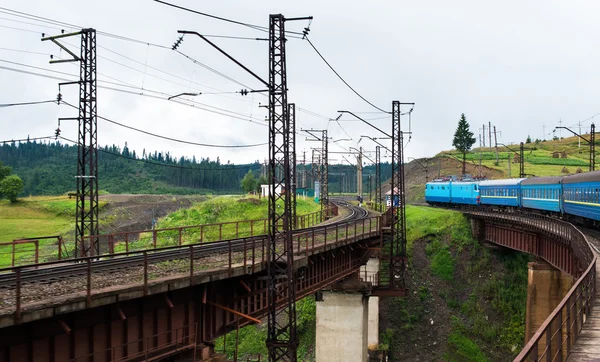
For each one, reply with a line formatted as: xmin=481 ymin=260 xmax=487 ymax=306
xmin=0 ymin=140 xmax=262 ymax=195
xmin=0 ymin=140 xmax=392 ymax=196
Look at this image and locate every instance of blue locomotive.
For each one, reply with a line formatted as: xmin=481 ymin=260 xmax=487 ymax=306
xmin=424 ymin=171 xmax=600 ymax=226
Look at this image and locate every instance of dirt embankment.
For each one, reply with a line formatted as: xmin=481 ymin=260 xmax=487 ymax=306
xmin=98 ymin=194 xmax=207 ymax=234
xmin=380 ymin=237 xmax=524 ymax=361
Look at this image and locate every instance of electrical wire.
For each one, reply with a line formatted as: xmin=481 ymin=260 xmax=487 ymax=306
xmin=0 ymin=47 xmax=52 ymax=56
xmin=152 ymin=0 xmax=304 ymax=37
xmin=58 ymin=136 xmax=258 ymax=171
xmin=175 ymin=50 xmax=253 ymax=90
xmin=0 ymin=135 xmax=55 ymax=144
xmin=60 ymin=100 xmax=267 ymax=148
xmin=304 ymin=36 xmax=390 ymax=114
xmin=0 ymin=61 xmax=267 ymax=126
xmin=0 ymin=99 xmax=56 ymax=107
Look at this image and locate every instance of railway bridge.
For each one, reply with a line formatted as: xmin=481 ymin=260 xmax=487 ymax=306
xmin=0 ymin=204 xmax=599 ymax=361
xmin=0 ymin=202 xmax=384 ymax=362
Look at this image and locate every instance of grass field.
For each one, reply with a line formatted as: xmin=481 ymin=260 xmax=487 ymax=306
xmin=0 ymin=196 xmax=110 ymax=267
xmin=113 ymin=195 xmax=323 ymax=252
xmin=440 ymin=134 xmax=595 ymax=177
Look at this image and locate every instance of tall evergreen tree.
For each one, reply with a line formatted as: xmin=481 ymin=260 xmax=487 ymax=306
xmin=452 ymin=113 xmax=476 ymax=176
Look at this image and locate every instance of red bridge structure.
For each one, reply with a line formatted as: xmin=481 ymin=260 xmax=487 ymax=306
xmin=0 ymin=206 xmax=598 ymax=362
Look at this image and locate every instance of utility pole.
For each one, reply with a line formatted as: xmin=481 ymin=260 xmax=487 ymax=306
xmin=543 ymin=124 xmax=546 ymax=141
xmin=488 ymin=122 xmax=492 ymax=150
xmin=311 ymin=149 xmax=316 ymax=189
xmin=579 ymin=121 xmax=582 ymax=149
xmin=321 ymin=130 xmax=328 ymax=216
xmin=553 ymin=124 xmax=595 ymax=172
xmin=43 ymin=29 xmax=99 ymax=257
xmin=265 ymin=14 xmax=311 ymax=361
xmin=493 ymin=126 xmax=499 ymax=165
xmin=508 ymin=154 xmax=511 ymax=177
xmin=375 ymin=146 xmax=382 ymax=212
xmin=368 ymin=174 xmax=372 ymax=201
xmin=301 ymin=150 xmax=306 ymax=189
xmin=558 ymin=119 xmax=563 ymax=139
xmin=356 ymin=147 xmax=363 ymax=198
xmin=289 ymin=103 xmax=297 ymax=229
xmin=381 ymin=100 xmax=413 ymax=295
xmin=520 ymin=142 xmax=525 ymax=178
xmin=590 ymin=123 xmax=595 ymax=171
xmin=482 ymin=124 xmax=486 ymax=147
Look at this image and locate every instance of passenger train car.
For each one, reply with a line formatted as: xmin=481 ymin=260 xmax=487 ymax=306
xmin=424 ymin=170 xmax=600 ymax=226
xmin=479 ymin=179 xmax=525 ymax=207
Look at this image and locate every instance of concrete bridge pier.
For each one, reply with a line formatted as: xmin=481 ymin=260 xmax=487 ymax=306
xmin=526 ymin=260 xmax=574 ymax=360
xmin=315 ymin=257 xmax=380 ymax=362
xmin=315 ymin=289 xmax=370 ymax=362
xmin=361 ymin=257 xmax=380 ymax=347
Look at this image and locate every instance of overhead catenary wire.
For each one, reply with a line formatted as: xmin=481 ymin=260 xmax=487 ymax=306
xmin=0 ymin=99 xmax=56 ymax=107
xmin=60 ymin=100 xmax=267 ymax=148
xmin=304 ymin=36 xmax=390 ymax=114
xmin=0 ymin=135 xmax=55 ymax=144
xmin=152 ymin=0 xmax=305 ymax=37
xmin=57 ymin=136 xmax=258 ymax=171
xmin=0 ymin=61 xmax=268 ymax=126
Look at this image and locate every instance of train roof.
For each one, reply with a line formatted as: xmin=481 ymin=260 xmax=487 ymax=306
xmin=426 ymin=181 xmax=451 ymax=186
xmin=478 ymin=178 xmax=526 ymax=187
xmin=521 ymin=176 xmax=564 ymax=185
xmin=563 ymin=170 xmax=600 ymax=184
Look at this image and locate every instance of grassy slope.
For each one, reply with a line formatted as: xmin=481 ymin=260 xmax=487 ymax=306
xmin=0 ymin=196 xmax=107 ymax=266
xmin=439 ymin=134 xmax=593 ymax=177
xmin=382 ymin=206 xmax=528 ymax=361
xmin=113 ymin=195 xmax=322 ymax=252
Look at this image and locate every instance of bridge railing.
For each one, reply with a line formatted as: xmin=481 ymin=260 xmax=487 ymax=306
xmin=464 ymin=208 xmax=596 ymax=362
xmin=0 ymin=207 xmax=336 ymax=268
xmin=0 ymin=215 xmax=379 ymax=322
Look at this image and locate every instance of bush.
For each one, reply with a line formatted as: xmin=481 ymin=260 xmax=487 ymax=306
xmin=0 ymin=174 xmax=24 ymax=202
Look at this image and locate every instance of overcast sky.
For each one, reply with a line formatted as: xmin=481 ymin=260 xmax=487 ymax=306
xmin=1 ymin=0 xmax=600 ymax=166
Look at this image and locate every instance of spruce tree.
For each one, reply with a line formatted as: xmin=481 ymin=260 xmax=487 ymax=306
xmin=452 ymin=113 xmax=476 ymax=176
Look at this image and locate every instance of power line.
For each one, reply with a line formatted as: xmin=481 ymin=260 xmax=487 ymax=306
xmin=0 ymin=135 xmax=55 ymax=144
xmin=0 ymin=7 xmax=170 ymax=49
xmin=175 ymin=50 xmax=252 ymax=90
xmin=304 ymin=36 xmax=389 ymax=114
xmin=0 ymin=99 xmax=56 ymax=107
xmin=0 ymin=47 xmax=52 ymax=56
xmin=60 ymin=101 xmax=267 ymax=148
xmin=0 ymin=61 xmax=268 ymax=126
xmin=58 ymin=136 xmax=258 ymax=171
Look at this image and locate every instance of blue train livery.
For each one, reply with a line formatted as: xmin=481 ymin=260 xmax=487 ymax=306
xmin=521 ymin=176 xmax=563 ymax=213
xmin=424 ymin=170 xmax=600 ymax=227
xmin=478 ymin=179 xmax=525 ymax=207
xmin=562 ymin=171 xmax=600 ymax=222
xmin=424 ymin=182 xmax=451 ymax=203
xmin=449 ymin=182 xmax=480 ymax=205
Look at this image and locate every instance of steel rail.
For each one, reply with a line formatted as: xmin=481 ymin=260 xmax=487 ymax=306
xmin=0 ymin=201 xmax=368 ymax=289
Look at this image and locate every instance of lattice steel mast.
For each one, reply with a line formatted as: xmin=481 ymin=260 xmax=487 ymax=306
xmin=266 ymin=14 xmax=312 ymax=362
xmin=289 ymin=103 xmax=297 ymax=229
xmin=390 ymin=100 xmax=407 ymax=290
xmin=321 ymin=130 xmax=328 ymax=216
xmin=375 ymin=146 xmax=381 ymax=212
xmin=43 ymin=29 xmax=99 ymax=256
xmin=590 ymin=123 xmax=596 ymax=172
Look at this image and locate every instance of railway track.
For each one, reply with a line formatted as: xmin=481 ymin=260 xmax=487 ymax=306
xmin=0 ymin=201 xmax=370 ymax=288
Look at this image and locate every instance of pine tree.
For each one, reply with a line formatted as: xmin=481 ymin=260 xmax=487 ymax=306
xmin=452 ymin=113 xmax=476 ymax=176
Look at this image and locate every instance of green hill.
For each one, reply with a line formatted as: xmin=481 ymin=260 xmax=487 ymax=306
xmin=438 ymin=134 xmax=595 ymax=178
